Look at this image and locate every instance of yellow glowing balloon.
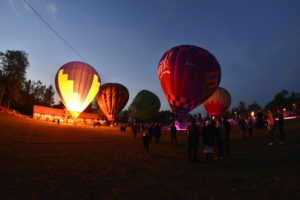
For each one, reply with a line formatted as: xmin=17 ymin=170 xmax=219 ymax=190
xmin=55 ymin=61 xmax=101 ymax=118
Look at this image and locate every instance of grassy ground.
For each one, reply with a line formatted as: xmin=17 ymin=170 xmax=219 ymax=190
xmin=0 ymin=112 xmax=299 ymax=200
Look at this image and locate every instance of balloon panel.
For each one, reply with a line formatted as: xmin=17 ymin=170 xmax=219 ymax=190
xmin=158 ymin=45 xmax=221 ymax=118
xmin=97 ymin=83 xmax=129 ymax=121
xmin=55 ymin=61 xmax=101 ymax=118
xmin=130 ymin=90 xmax=161 ymax=121
xmin=204 ymin=87 xmax=231 ymax=116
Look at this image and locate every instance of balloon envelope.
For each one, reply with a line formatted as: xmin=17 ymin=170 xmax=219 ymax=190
xmin=204 ymin=87 xmax=231 ymax=117
xmin=130 ymin=90 xmax=161 ymax=121
xmin=96 ymin=83 xmax=129 ymax=122
xmin=55 ymin=61 xmax=101 ymax=118
xmin=158 ymin=45 xmax=221 ymax=118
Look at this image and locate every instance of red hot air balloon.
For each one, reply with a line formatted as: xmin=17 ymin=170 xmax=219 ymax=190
xmin=96 ymin=83 xmax=129 ymax=122
xmin=204 ymin=87 xmax=231 ymax=117
xmin=55 ymin=61 xmax=101 ymax=118
xmin=158 ymin=45 xmax=221 ymax=118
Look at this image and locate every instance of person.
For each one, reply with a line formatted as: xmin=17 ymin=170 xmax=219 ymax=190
xmin=267 ymin=113 xmax=275 ymax=146
xmin=277 ymin=109 xmax=285 ymax=144
xmin=247 ymin=116 xmax=253 ymax=136
xmin=140 ymin=123 xmax=145 ymax=134
xmin=57 ymin=118 xmax=60 ymax=126
xmin=142 ymin=125 xmax=150 ymax=152
xmin=137 ymin=123 xmax=141 ymax=134
xmin=221 ymin=116 xmax=231 ymax=154
xmin=148 ymin=124 xmax=154 ymax=142
xmin=238 ymin=116 xmax=246 ymax=139
xmin=216 ymin=119 xmax=226 ymax=160
xmin=154 ymin=123 xmax=162 ymax=144
xmin=170 ymin=122 xmax=177 ymax=145
xmin=187 ymin=118 xmax=200 ymax=162
xmin=202 ymin=119 xmax=218 ymax=162
xmin=132 ymin=123 xmax=137 ymax=139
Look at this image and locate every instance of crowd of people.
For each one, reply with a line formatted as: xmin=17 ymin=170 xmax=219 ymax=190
xmin=117 ymin=109 xmax=286 ymax=163
xmin=186 ymin=117 xmax=231 ymax=162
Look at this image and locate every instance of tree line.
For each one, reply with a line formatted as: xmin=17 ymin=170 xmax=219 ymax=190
xmin=0 ymin=50 xmax=55 ymax=115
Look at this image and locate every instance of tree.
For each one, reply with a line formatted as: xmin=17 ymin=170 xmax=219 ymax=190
xmin=238 ymin=101 xmax=247 ymax=115
xmin=0 ymin=50 xmax=29 ymax=108
xmin=248 ymin=101 xmax=262 ymax=113
xmin=42 ymin=85 xmax=55 ymax=106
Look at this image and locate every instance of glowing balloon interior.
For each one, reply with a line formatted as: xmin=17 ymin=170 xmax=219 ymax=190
xmin=55 ymin=61 xmax=101 ymax=118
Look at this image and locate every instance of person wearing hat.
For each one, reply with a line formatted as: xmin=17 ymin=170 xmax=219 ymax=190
xmin=187 ymin=117 xmax=200 ymax=162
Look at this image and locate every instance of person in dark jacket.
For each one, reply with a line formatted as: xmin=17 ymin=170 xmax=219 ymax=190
xmin=143 ymin=126 xmax=150 ymax=152
xmin=238 ymin=116 xmax=246 ymax=139
xmin=221 ymin=116 xmax=231 ymax=154
xmin=154 ymin=123 xmax=162 ymax=144
xmin=216 ymin=119 xmax=226 ymax=160
xmin=247 ymin=116 xmax=253 ymax=136
xmin=148 ymin=124 xmax=154 ymax=142
xmin=170 ymin=122 xmax=177 ymax=145
xmin=132 ymin=123 xmax=138 ymax=139
xmin=187 ymin=118 xmax=200 ymax=162
xmin=277 ymin=109 xmax=285 ymax=144
xmin=202 ymin=119 xmax=218 ymax=161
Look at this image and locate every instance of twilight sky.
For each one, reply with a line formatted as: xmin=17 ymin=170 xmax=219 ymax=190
xmin=1 ymin=0 xmax=300 ymax=114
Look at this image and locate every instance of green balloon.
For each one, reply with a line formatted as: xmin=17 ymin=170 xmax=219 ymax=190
xmin=130 ymin=90 xmax=161 ymax=121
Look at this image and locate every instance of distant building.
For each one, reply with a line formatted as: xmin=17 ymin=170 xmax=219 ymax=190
xmin=33 ymin=105 xmax=103 ymax=125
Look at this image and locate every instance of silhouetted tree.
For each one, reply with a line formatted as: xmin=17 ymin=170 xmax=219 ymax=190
xmin=238 ymin=101 xmax=247 ymax=115
xmin=248 ymin=101 xmax=262 ymax=113
xmin=0 ymin=50 xmax=29 ymax=108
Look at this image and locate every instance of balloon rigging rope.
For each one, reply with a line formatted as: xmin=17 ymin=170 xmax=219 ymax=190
xmin=23 ymin=0 xmax=87 ymax=62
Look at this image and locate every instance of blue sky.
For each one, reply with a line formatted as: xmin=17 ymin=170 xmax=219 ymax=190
xmin=1 ymin=0 xmax=300 ymax=114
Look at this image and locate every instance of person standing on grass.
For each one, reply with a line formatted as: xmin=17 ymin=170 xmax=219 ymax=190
xmin=277 ymin=109 xmax=285 ymax=144
xmin=221 ymin=116 xmax=231 ymax=154
xmin=216 ymin=119 xmax=226 ymax=160
xmin=187 ymin=118 xmax=200 ymax=162
xmin=142 ymin=125 xmax=150 ymax=152
xmin=238 ymin=116 xmax=246 ymax=139
xmin=148 ymin=123 xmax=154 ymax=142
xmin=202 ymin=119 xmax=218 ymax=162
xmin=132 ymin=123 xmax=138 ymax=139
xmin=170 ymin=122 xmax=177 ymax=146
xmin=247 ymin=116 xmax=253 ymax=136
xmin=154 ymin=122 xmax=162 ymax=144
xmin=137 ymin=123 xmax=141 ymax=134
xmin=267 ymin=112 xmax=275 ymax=146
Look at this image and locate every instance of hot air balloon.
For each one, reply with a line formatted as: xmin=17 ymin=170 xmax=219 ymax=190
xmin=204 ymin=87 xmax=231 ymax=117
xmin=96 ymin=83 xmax=129 ymax=122
xmin=158 ymin=45 xmax=221 ymax=119
xmin=55 ymin=61 xmax=101 ymax=118
xmin=129 ymin=90 xmax=161 ymax=121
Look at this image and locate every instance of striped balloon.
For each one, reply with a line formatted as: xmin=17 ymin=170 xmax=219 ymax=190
xmin=55 ymin=61 xmax=101 ymax=118
xmin=96 ymin=83 xmax=129 ymax=122
xmin=204 ymin=87 xmax=231 ymax=117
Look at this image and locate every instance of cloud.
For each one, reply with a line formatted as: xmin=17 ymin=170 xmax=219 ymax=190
xmin=8 ymin=0 xmax=58 ymax=20
xmin=8 ymin=0 xmax=21 ymax=16
xmin=46 ymin=2 xmax=57 ymax=20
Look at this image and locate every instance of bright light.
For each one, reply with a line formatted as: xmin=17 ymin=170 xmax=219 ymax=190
xmin=251 ymin=111 xmax=255 ymax=117
xmin=283 ymin=108 xmax=286 ymax=111
xmin=58 ymin=69 xmax=100 ymax=118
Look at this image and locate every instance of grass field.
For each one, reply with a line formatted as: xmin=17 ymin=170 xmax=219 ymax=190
xmin=0 ymin=112 xmax=299 ymax=200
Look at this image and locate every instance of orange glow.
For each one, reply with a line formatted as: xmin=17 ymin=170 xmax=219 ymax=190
xmin=251 ymin=111 xmax=255 ymax=117
xmin=57 ymin=69 xmax=100 ymax=118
